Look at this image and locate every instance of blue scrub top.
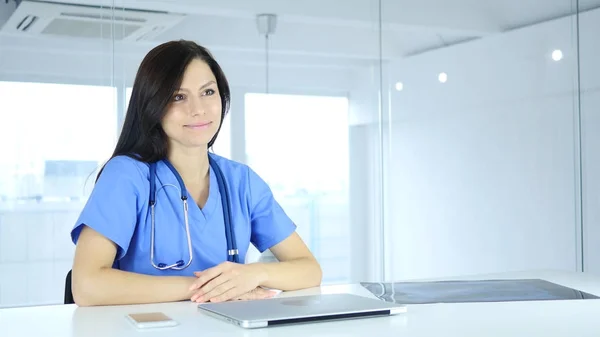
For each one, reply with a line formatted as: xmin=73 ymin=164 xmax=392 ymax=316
xmin=70 ymin=154 xmax=297 ymax=276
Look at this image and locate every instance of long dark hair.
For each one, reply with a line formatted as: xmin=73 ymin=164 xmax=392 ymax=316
xmin=100 ymin=40 xmax=230 ymax=178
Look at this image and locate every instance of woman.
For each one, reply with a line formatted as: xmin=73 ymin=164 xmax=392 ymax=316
xmin=70 ymin=40 xmax=322 ymax=306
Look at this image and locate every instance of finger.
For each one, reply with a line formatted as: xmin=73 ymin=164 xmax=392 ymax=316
xmin=234 ymin=288 xmax=277 ymax=301
xmin=247 ymin=288 xmax=277 ymax=300
xmin=213 ymin=285 xmax=276 ymax=303
xmin=210 ymin=286 xmax=246 ymax=303
xmin=253 ymin=288 xmax=278 ymax=300
xmin=191 ymin=262 xmax=234 ymax=288
xmin=197 ymin=261 xmax=232 ymax=276
xmin=233 ymin=289 xmax=256 ymax=301
xmin=198 ymin=273 xmax=231 ymax=296
xmin=190 ymin=266 xmax=223 ymax=291
xmin=191 ymin=268 xmax=220 ymax=288
xmin=196 ymin=280 xmax=236 ymax=303
xmin=232 ymin=288 xmax=256 ymax=301
xmin=191 ymin=274 xmax=230 ymax=302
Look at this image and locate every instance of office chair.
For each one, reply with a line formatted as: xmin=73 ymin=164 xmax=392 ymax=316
xmin=64 ymin=270 xmax=74 ymax=304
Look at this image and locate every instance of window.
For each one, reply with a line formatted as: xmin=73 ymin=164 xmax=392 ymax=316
xmin=0 ymin=81 xmax=117 ymax=307
xmin=210 ymin=114 xmax=231 ymax=159
xmin=0 ymin=82 xmax=117 ymax=202
xmin=244 ymin=93 xmax=350 ymax=284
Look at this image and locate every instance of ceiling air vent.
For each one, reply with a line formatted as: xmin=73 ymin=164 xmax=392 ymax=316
xmin=1 ymin=0 xmax=185 ymax=41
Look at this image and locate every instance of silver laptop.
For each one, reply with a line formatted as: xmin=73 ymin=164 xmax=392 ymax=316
xmin=197 ymin=293 xmax=407 ymax=328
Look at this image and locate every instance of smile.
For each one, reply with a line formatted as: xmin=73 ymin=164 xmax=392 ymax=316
xmin=184 ymin=122 xmax=212 ymax=129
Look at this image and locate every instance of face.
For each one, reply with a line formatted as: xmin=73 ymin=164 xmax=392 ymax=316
xmin=161 ymin=58 xmax=222 ymax=151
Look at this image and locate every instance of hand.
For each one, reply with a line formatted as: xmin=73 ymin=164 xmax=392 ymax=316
xmin=189 ymin=262 xmax=268 ymax=303
xmin=231 ymin=287 xmax=278 ymax=301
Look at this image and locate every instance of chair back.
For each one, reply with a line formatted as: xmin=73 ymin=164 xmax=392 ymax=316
xmin=64 ymin=270 xmax=74 ymax=304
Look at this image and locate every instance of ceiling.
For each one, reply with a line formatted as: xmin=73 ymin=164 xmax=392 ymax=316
xmin=1 ymin=0 xmax=600 ymax=70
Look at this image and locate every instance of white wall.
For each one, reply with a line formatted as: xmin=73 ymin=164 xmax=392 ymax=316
xmin=387 ymin=95 xmax=582 ymax=279
xmin=381 ymin=8 xmax=600 ymax=280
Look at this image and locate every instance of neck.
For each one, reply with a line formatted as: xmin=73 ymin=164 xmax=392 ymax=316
xmin=166 ymin=146 xmax=209 ymax=185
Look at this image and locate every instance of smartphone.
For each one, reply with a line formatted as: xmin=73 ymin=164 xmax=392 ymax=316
xmin=126 ymin=312 xmax=179 ymax=329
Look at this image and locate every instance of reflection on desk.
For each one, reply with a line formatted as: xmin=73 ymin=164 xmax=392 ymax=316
xmin=360 ymin=278 xmax=599 ymax=304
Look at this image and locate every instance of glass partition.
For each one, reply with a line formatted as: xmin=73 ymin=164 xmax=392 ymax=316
xmin=0 ymin=1 xmax=118 ymax=307
xmin=579 ymin=2 xmax=600 ymax=274
xmin=381 ymin=0 xmax=583 ymax=281
xmin=0 ymin=0 xmax=384 ymax=307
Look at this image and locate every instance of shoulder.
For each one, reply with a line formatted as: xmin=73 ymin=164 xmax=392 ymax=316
xmin=98 ymin=155 xmax=149 ymax=185
xmin=208 ymin=153 xmax=269 ymax=195
xmin=209 ymin=153 xmax=252 ymax=179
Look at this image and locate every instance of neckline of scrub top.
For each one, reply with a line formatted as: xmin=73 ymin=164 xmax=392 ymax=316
xmin=156 ymin=160 xmax=220 ymax=223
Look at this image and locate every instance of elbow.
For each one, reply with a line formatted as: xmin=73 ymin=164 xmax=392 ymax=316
xmin=309 ymin=258 xmax=323 ymax=287
xmin=73 ymin=292 xmax=95 ymax=307
xmin=72 ymin=284 xmax=94 ymax=307
xmin=71 ymin=271 xmax=101 ymax=307
xmin=73 ymin=296 xmax=94 ymax=307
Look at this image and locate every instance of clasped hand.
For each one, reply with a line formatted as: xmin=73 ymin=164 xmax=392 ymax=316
xmin=189 ymin=261 xmax=273 ymax=303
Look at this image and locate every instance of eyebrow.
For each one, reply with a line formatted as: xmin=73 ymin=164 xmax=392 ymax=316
xmin=176 ymin=80 xmax=216 ymax=92
xmin=200 ymin=80 xmax=216 ymax=89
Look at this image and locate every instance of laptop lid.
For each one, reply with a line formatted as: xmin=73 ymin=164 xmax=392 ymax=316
xmin=197 ymin=293 xmax=407 ymax=329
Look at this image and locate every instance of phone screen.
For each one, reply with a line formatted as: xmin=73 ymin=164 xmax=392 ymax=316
xmin=126 ymin=312 xmax=178 ymax=329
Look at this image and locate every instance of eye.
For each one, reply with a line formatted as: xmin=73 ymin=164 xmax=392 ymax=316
xmin=203 ymin=88 xmax=216 ymax=96
xmin=173 ymin=93 xmax=185 ymax=101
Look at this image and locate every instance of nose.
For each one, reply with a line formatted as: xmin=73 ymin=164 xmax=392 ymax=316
xmin=189 ymin=96 xmax=206 ymax=116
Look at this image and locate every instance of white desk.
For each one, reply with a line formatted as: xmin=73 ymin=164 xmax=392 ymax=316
xmin=2 ymin=270 xmax=600 ymax=337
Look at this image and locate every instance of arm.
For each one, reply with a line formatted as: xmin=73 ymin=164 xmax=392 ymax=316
xmin=72 ymin=226 xmax=197 ymax=306
xmin=252 ymin=232 xmax=322 ymax=290
xmin=71 ymin=157 xmax=198 ymax=306
xmin=188 ymin=233 xmax=321 ymax=303
xmin=188 ymin=166 xmax=322 ymax=303
xmin=244 ymin=167 xmax=322 ymax=290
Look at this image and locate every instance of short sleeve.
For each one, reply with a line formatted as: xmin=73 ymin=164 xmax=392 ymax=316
xmin=71 ymin=156 xmax=144 ymax=260
xmin=247 ymin=167 xmax=296 ymax=252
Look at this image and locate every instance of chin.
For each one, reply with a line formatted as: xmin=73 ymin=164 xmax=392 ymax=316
xmin=170 ymin=132 xmax=216 ymax=149
xmin=184 ymin=142 xmax=210 ymax=149
xmin=185 ymin=137 xmax=213 ymax=148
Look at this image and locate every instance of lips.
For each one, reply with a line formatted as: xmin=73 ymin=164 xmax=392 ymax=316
xmin=185 ymin=122 xmax=212 ymax=128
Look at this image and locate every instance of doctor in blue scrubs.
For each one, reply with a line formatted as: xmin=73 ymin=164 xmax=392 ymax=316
xmin=70 ymin=40 xmax=322 ymax=306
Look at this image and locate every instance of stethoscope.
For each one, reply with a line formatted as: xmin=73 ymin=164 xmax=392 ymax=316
xmin=148 ymin=154 xmax=239 ymax=270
